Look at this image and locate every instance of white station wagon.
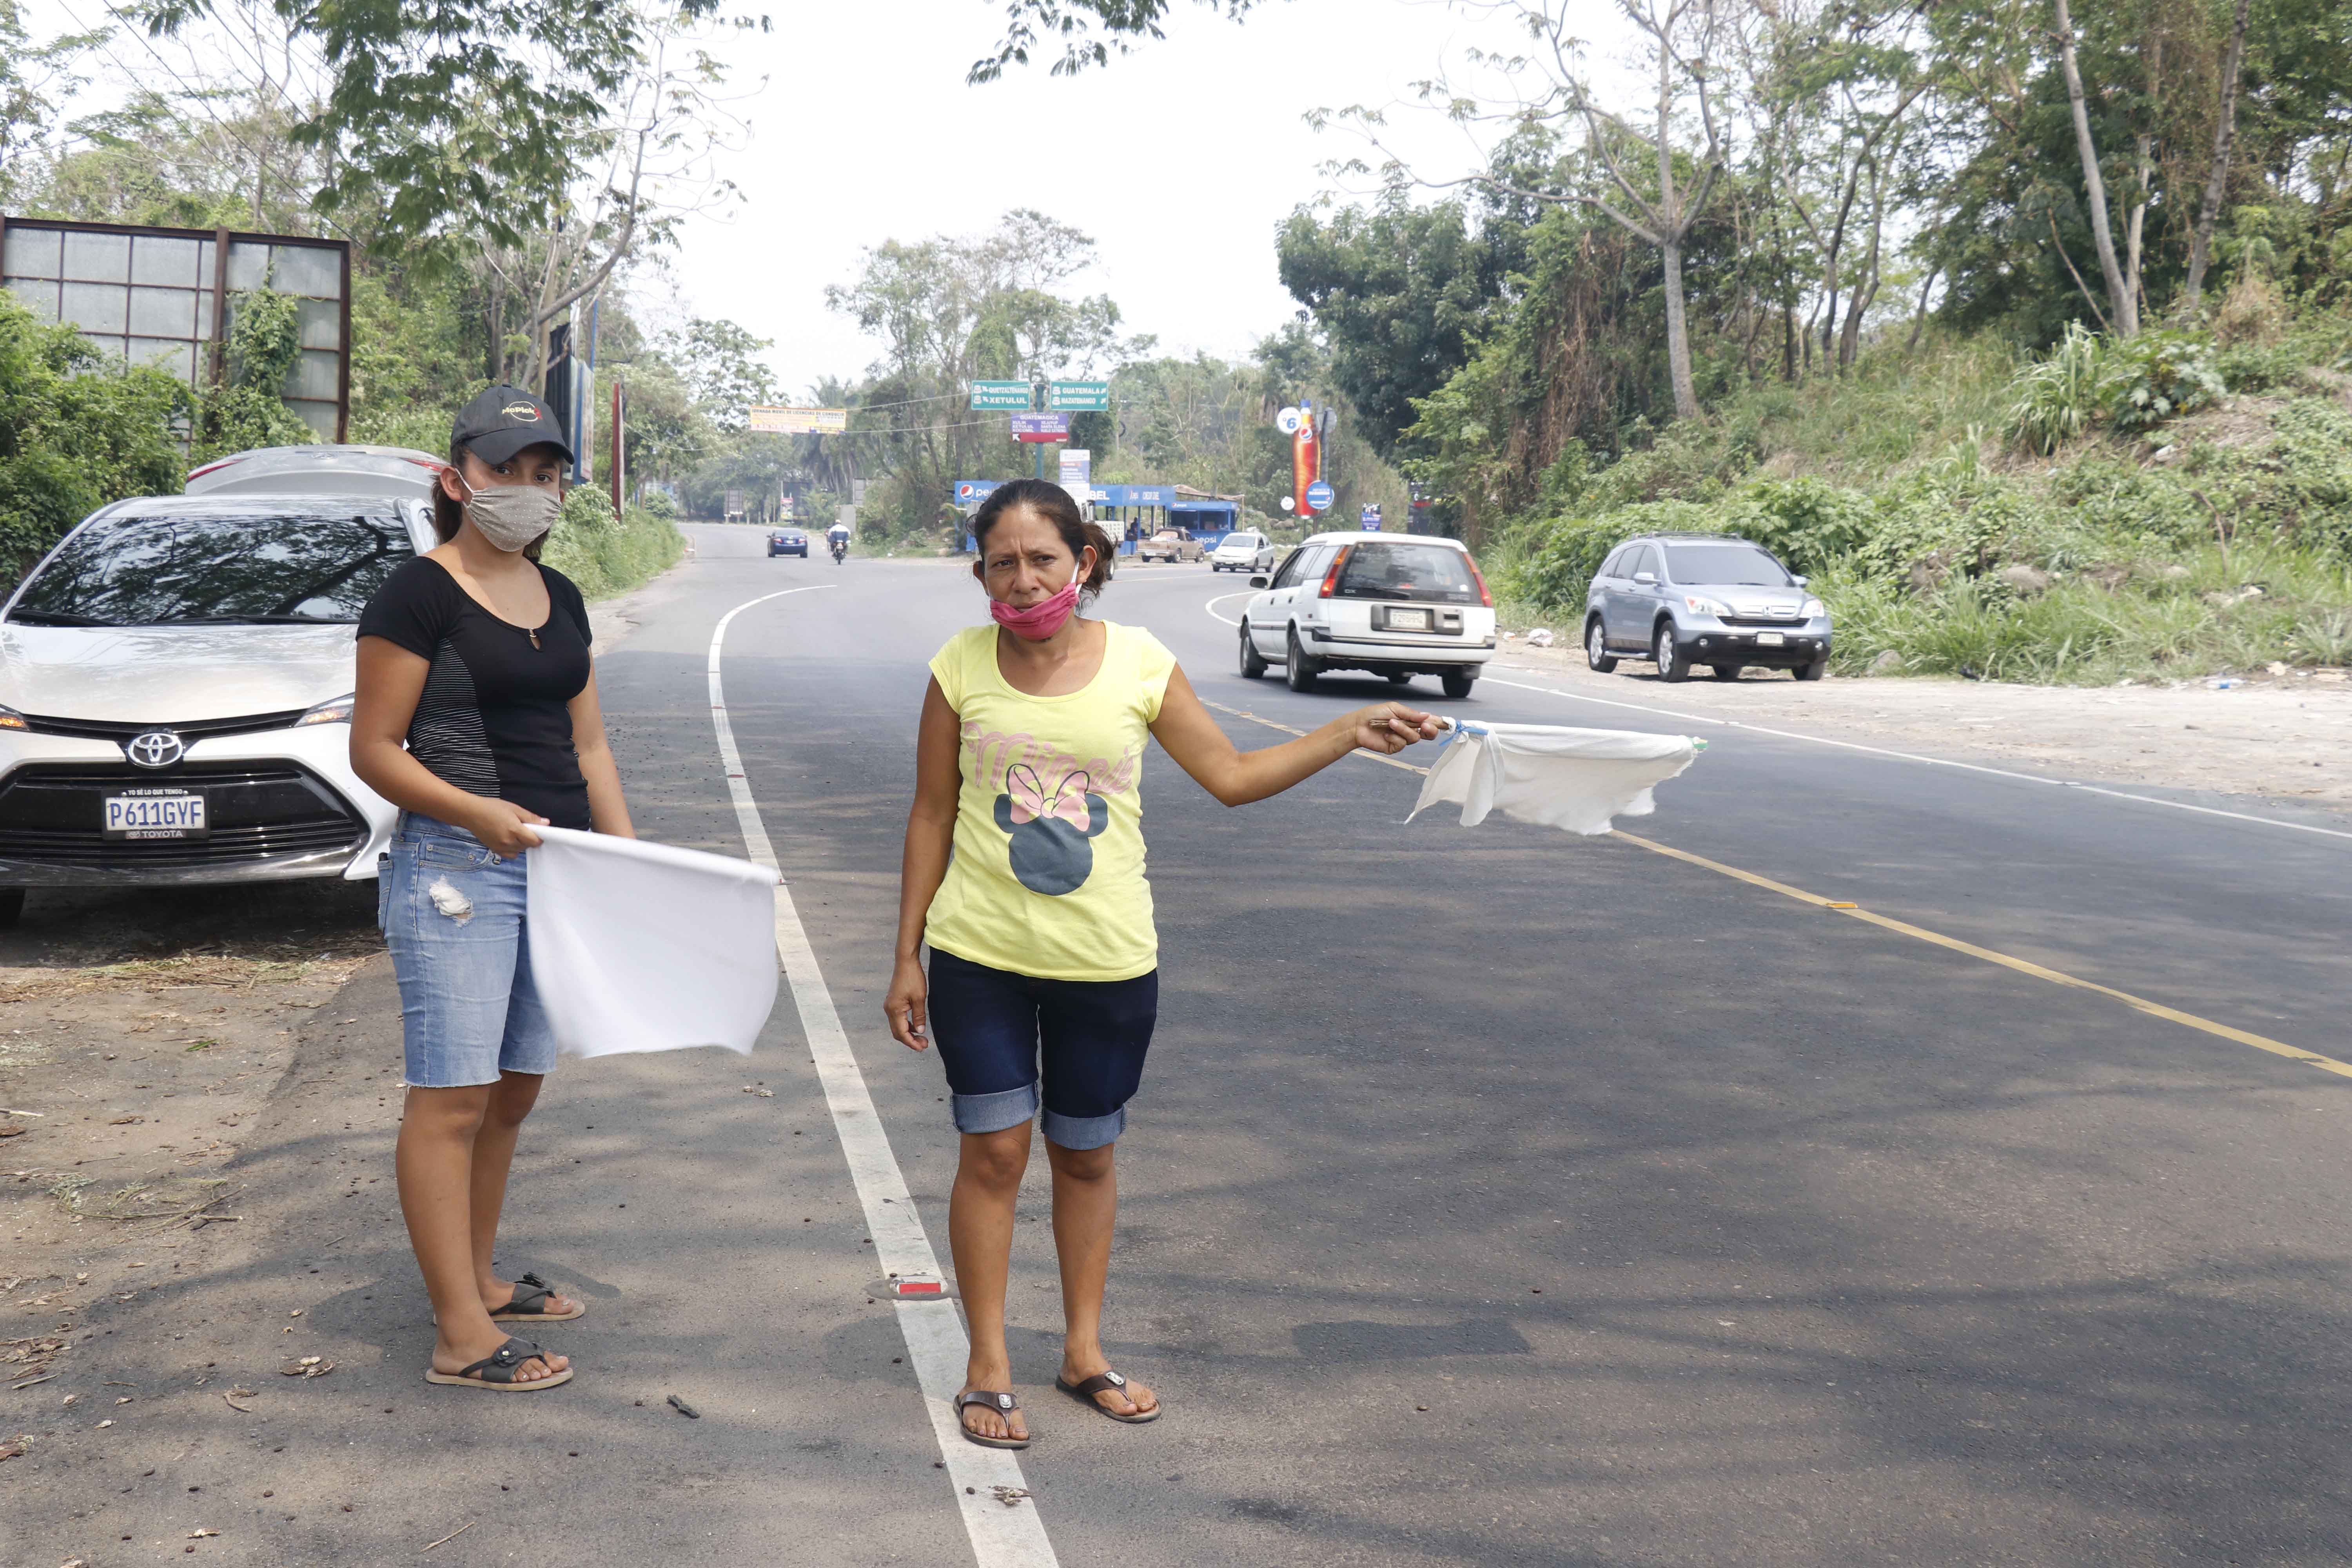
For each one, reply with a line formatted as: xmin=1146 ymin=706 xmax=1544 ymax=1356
xmin=1237 ymin=531 xmax=1498 ymax=699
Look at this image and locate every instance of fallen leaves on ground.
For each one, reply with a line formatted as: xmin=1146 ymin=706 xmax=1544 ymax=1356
xmin=279 ymin=1357 xmax=333 ymax=1378
xmin=222 ymin=1388 xmax=256 ymax=1412
xmin=991 ymin=1485 xmax=1032 ymax=1507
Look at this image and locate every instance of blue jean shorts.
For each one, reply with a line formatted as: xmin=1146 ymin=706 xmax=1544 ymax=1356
xmin=926 ymin=947 xmax=1157 ymax=1151
xmin=379 ymin=813 xmax=557 ymax=1088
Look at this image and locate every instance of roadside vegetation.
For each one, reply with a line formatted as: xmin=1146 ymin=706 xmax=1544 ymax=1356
xmin=1486 ymin=315 xmax=2352 ymax=682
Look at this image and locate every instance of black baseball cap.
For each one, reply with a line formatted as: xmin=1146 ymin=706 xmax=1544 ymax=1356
xmin=450 ymin=384 xmax=573 ymax=468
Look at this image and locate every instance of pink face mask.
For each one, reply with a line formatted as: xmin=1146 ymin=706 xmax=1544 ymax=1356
xmin=991 ymin=580 xmax=1081 ymax=641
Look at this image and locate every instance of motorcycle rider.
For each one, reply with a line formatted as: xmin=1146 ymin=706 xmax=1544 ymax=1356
xmin=828 ymin=517 xmax=851 ymax=563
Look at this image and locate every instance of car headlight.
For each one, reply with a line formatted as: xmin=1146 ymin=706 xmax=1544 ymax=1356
xmin=1682 ymin=593 xmax=1731 ymax=617
xmin=1802 ymin=597 xmax=1826 ymax=618
xmin=0 ymin=702 xmax=25 ymax=731
xmin=294 ymin=692 xmax=355 ymax=726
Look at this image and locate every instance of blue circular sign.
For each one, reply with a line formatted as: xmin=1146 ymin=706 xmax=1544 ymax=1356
xmin=1304 ymin=480 xmax=1336 ymax=511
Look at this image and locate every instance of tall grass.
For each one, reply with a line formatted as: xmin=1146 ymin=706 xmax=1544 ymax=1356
xmin=540 ymin=489 xmax=685 ymax=601
xmin=1811 ymin=543 xmax=2352 ymax=683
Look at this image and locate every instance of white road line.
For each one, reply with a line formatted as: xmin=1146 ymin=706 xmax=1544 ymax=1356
xmin=1202 ymin=593 xmax=1252 ymax=625
xmin=709 ymin=587 xmax=1060 ymax=1568
xmin=1477 ymin=671 xmax=2352 ymax=844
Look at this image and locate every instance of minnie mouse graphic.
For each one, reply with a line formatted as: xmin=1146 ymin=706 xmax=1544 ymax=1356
xmin=992 ymin=763 xmax=1109 ymax=895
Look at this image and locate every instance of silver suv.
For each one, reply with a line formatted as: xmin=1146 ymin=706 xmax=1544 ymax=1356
xmin=1584 ymin=534 xmax=1830 ymax=682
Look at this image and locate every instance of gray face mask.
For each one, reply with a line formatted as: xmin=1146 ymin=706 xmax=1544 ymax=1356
xmin=460 ymin=480 xmax=559 ymax=552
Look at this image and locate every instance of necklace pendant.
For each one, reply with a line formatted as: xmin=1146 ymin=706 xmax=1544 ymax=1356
xmin=528 ymin=628 xmax=540 ymax=650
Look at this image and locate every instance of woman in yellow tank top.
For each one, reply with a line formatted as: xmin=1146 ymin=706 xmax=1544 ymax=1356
xmin=884 ymin=479 xmax=1441 ymax=1448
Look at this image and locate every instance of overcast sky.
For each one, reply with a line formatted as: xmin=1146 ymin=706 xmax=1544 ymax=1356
xmin=27 ymin=0 xmax=1644 ymax=393
xmin=666 ymin=0 xmax=1539 ymax=394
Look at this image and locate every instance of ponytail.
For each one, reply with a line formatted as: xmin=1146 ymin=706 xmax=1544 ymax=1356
xmin=970 ymin=478 xmax=1115 ymax=599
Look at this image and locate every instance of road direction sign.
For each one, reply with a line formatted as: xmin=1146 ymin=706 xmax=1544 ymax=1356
xmin=1011 ymin=411 xmax=1070 ymax=442
xmin=970 ymin=380 xmax=1033 ymax=410
xmin=1305 ymin=479 xmax=1336 ymax=512
xmin=1049 ymin=380 xmax=1110 ymax=412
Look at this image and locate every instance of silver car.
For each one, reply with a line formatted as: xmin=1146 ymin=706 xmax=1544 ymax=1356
xmin=1583 ymin=533 xmax=1831 ymax=682
xmin=0 ymin=454 xmax=441 ymax=923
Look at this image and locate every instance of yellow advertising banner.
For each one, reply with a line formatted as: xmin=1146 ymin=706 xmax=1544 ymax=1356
xmin=749 ymin=407 xmax=848 ymax=435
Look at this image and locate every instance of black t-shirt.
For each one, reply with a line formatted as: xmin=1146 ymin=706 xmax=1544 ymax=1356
xmin=357 ymin=557 xmax=595 ymax=829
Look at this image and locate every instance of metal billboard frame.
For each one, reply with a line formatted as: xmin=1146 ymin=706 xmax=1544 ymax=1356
xmin=0 ymin=214 xmax=352 ymax=442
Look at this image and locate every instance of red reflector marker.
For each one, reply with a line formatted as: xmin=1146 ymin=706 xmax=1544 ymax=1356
xmin=899 ymin=1281 xmax=943 ymax=1295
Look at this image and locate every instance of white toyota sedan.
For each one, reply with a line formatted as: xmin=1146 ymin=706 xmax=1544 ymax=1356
xmin=1237 ymin=531 xmax=1498 ymax=699
xmin=0 ymin=463 xmax=439 ymax=924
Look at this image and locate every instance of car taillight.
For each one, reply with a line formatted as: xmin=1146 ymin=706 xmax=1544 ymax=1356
xmin=1465 ymin=554 xmax=1494 ymax=607
xmin=1318 ymin=545 xmax=1352 ymax=599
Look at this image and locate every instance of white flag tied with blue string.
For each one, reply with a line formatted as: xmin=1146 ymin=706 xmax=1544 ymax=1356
xmin=1408 ymin=721 xmax=1702 ymax=835
xmin=524 ymin=826 xmax=781 ymax=1059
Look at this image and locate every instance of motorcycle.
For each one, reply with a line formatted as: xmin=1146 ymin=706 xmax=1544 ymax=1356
xmin=829 ymin=538 xmax=848 ymax=564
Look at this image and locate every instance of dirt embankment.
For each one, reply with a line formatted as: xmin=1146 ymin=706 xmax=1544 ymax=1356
xmin=1488 ymin=642 xmax=2352 ymax=815
xmin=3 ymin=880 xmax=381 ymax=1407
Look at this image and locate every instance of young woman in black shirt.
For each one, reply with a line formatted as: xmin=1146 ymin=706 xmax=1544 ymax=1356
xmin=352 ymin=385 xmax=636 ymax=1392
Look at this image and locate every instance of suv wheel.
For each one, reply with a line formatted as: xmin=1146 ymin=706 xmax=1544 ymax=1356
xmin=1239 ymin=622 xmax=1268 ymax=679
xmin=1440 ymin=669 xmax=1475 ymax=699
xmin=1585 ymin=618 xmax=1618 ymax=673
xmin=1653 ymin=621 xmax=1691 ymax=683
xmin=1285 ymin=628 xmax=1321 ymax=692
xmin=1794 ymin=656 xmax=1828 ymax=681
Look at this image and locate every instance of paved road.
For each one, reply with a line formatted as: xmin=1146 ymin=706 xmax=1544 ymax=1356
xmin=546 ymin=527 xmax=2352 ymax=1565
xmin=38 ymin=528 xmax=2344 ymax=1568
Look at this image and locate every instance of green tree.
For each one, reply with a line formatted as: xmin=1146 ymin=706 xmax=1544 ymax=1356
xmin=1275 ymin=195 xmax=1512 ymax=456
xmin=0 ymin=292 xmax=192 ymax=570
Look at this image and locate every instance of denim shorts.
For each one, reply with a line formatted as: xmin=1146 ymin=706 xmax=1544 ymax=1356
xmin=926 ymin=947 xmax=1157 ymax=1151
xmin=379 ymin=813 xmax=557 ymax=1088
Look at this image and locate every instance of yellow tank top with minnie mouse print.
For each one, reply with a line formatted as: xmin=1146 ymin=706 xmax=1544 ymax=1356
xmin=924 ymin=620 xmax=1176 ymax=982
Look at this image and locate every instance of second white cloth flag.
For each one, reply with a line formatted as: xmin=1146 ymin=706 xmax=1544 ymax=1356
xmin=524 ymin=825 xmax=781 ymax=1059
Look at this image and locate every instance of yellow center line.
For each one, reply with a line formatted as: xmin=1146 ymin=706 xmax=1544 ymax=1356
xmin=1200 ymin=695 xmax=2348 ymax=1079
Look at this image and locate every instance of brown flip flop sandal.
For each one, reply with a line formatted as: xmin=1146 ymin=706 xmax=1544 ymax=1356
xmin=954 ymin=1388 xmax=1032 ymax=1449
xmin=1055 ymin=1369 xmax=1159 ymax=1423
xmin=423 ymin=1336 xmax=572 ymax=1392
xmin=491 ymin=1272 xmax=585 ymax=1323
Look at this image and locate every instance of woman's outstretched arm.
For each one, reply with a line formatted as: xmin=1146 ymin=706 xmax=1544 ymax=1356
xmin=884 ymin=678 xmax=964 ymax=1050
xmin=1148 ymin=665 xmax=1440 ymax=807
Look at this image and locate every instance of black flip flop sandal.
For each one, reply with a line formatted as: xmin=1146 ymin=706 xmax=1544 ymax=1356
xmin=491 ymin=1271 xmax=585 ymax=1323
xmin=953 ymin=1388 xmax=1032 ymax=1449
xmin=424 ymin=1336 xmax=572 ymax=1392
xmin=1055 ymin=1369 xmax=1159 ymax=1423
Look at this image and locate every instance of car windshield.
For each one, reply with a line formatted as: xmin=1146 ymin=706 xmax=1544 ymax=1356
xmin=11 ymin=508 xmax=413 ymax=627
xmin=1332 ymin=542 xmax=1479 ymax=603
xmin=1663 ymin=544 xmax=1790 ymax=586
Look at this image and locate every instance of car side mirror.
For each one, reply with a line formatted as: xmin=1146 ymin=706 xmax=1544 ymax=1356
xmin=1792 ymin=574 xmax=1809 ymax=587
xmin=1633 ymin=571 xmax=1657 ymax=586
xmin=1248 ymin=575 xmax=1269 ymax=588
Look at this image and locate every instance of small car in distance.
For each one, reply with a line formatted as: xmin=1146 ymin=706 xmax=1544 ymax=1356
xmin=1583 ymin=533 xmax=1831 ymax=682
xmin=768 ymin=528 xmax=808 ymax=558
xmin=1138 ymin=529 xmax=1203 ymax=564
xmin=1209 ymin=530 xmax=1276 ymax=573
xmin=1238 ymin=532 xmax=1497 ymax=699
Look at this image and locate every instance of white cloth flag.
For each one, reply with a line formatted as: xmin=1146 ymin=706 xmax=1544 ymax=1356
xmin=1408 ymin=722 xmax=1701 ymax=836
xmin=524 ymin=826 xmax=781 ymax=1059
